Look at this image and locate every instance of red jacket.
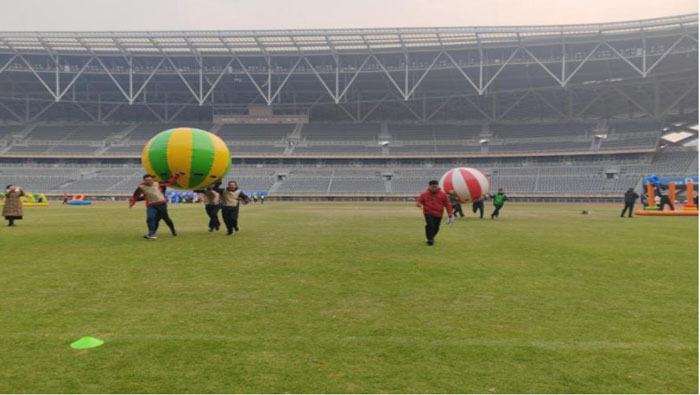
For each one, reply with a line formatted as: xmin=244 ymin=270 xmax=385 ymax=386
xmin=129 ymin=174 xmax=179 ymax=207
xmin=417 ymin=188 xmax=453 ymax=217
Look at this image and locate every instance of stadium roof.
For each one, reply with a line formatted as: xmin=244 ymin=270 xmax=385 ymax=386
xmin=0 ymin=13 xmax=696 ymax=57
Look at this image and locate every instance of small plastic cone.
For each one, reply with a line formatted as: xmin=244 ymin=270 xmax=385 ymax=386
xmin=70 ymin=336 xmax=104 ymax=349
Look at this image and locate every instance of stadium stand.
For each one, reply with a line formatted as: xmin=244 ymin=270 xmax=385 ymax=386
xmin=292 ymin=145 xmax=382 ymax=155
xmin=492 ymin=122 xmax=590 ymax=139
xmin=302 ymin=123 xmax=380 ymax=141
xmin=126 ymin=123 xmax=213 ymax=141
xmin=218 ymin=124 xmax=294 ymax=141
xmin=0 ymin=124 xmax=24 ymax=139
xmin=389 ymin=123 xmax=481 ymax=141
xmin=0 ymin=143 xmax=695 ymax=197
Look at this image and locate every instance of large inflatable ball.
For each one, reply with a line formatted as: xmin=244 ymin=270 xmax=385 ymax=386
xmin=439 ymin=167 xmax=490 ymax=203
xmin=141 ymin=127 xmax=231 ymax=190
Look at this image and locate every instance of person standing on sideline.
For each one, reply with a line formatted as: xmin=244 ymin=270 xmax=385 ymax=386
xmin=62 ymin=193 xmax=68 ymax=205
xmin=417 ymin=180 xmax=453 ymax=246
xmin=656 ymin=184 xmax=674 ymax=211
xmin=195 ymin=181 xmax=222 ymax=232
xmin=215 ymin=181 xmax=250 ymax=236
xmin=447 ymin=189 xmax=464 ymax=218
xmin=3 ymin=184 xmax=25 ymax=227
xmin=489 ymin=188 xmax=509 ymax=219
xmin=620 ymin=188 xmax=639 ymax=218
xmin=472 ymin=198 xmax=484 ymax=219
xmin=129 ymin=173 xmax=181 ymax=240
xmin=260 ymin=194 xmax=265 ymax=204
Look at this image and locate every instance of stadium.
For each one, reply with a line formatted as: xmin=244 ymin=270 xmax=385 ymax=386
xmin=1 ymin=9 xmax=698 ymax=394
xmin=0 ymin=14 xmax=697 ymax=199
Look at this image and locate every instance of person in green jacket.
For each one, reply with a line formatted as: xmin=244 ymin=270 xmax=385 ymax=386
xmin=489 ymin=188 xmax=509 ymax=219
xmin=447 ymin=190 xmax=464 ymax=218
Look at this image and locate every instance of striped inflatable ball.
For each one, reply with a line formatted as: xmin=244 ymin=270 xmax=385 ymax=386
xmin=439 ymin=167 xmax=490 ymax=203
xmin=141 ymin=127 xmax=231 ymax=190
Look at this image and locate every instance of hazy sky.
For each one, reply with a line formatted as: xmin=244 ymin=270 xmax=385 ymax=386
xmin=0 ymin=0 xmax=696 ymax=31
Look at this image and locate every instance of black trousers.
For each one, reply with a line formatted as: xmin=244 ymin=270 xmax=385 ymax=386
xmin=659 ymin=196 xmax=674 ymax=211
xmin=453 ymin=204 xmax=464 ymax=217
xmin=621 ymin=202 xmax=635 ymax=217
xmin=491 ymin=204 xmax=503 ymax=218
xmin=148 ymin=204 xmax=176 ymax=235
xmin=205 ymin=204 xmax=221 ymax=230
xmin=424 ymin=215 xmax=442 ymax=241
xmin=472 ymin=201 xmax=484 ymax=218
xmin=222 ymin=206 xmax=240 ymax=233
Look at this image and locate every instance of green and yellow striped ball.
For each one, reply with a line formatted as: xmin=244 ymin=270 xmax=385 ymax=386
xmin=141 ymin=127 xmax=231 ymax=190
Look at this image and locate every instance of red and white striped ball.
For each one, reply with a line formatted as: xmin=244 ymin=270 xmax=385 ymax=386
xmin=439 ymin=167 xmax=490 ymax=203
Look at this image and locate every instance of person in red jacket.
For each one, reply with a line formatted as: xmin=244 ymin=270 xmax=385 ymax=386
xmin=417 ymin=180 xmax=454 ymax=246
xmin=129 ymin=173 xmax=182 ymax=239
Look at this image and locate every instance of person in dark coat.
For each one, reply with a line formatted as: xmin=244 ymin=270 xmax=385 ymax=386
xmin=2 ymin=184 xmax=25 ymax=226
xmin=447 ymin=190 xmax=464 ymax=218
xmin=472 ymin=198 xmax=484 ymax=219
xmin=620 ymin=188 xmax=639 ymax=218
xmin=655 ymin=184 xmax=674 ymax=211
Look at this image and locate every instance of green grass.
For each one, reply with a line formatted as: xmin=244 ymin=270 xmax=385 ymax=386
xmin=0 ymin=202 xmax=697 ymax=393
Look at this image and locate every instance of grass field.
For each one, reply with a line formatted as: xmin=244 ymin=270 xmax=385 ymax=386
xmin=0 ymin=202 xmax=697 ymax=393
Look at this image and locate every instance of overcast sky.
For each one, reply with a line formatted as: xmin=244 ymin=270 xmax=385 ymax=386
xmin=0 ymin=0 xmax=696 ymax=31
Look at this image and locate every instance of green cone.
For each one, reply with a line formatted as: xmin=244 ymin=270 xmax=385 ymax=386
xmin=70 ymin=336 xmax=104 ymax=349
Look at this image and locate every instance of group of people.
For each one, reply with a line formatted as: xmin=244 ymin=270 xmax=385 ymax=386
xmin=620 ymin=183 xmax=699 ymax=217
xmin=417 ymin=180 xmax=509 ymax=246
xmin=129 ymin=174 xmax=250 ymax=240
xmin=194 ymin=180 xmax=251 ymax=234
xmin=11 ymin=176 xmax=696 ymax=245
xmin=250 ymin=194 xmax=265 ymax=204
xmin=445 ymin=187 xmax=507 ymax=220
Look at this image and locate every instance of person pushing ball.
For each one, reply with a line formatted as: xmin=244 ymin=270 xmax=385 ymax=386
xmin=129 ymin=173 xmax=182 ymax=240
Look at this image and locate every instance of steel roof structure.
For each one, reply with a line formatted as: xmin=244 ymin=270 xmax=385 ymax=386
xmin=0 ymin=14 xmax=697 ymax=56
xmin=0 ymin=14 xmax=696 ymax=124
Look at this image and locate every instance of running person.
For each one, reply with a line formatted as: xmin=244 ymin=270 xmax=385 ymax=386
xmin=489 ymin=188 xmax=509 ymax=219
xmin=214 ymin=181 xmax=250 ymax=236
xmin=129 ymin=173 xmax=181 ymax=239
xmin=417 ymin=180 xmax=453 ymax=246
xmin=656 ymin=184 xmax=675 ymax=211
xmin=195 ymin=181 xmax=222 ymax=232
xmin=447 ymin=190 xmax=464 ymax=218
xmin=472 ymin=198 xmax=484 ymax=219
xmin=3 ymin=184 xmax=25 ymax=227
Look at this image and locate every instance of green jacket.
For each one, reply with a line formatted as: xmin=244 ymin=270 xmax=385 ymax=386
xmin=448 ymin=193 xmax=460 ymax=206
xmin=492 ymin=193 xmax=508 ymax=206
